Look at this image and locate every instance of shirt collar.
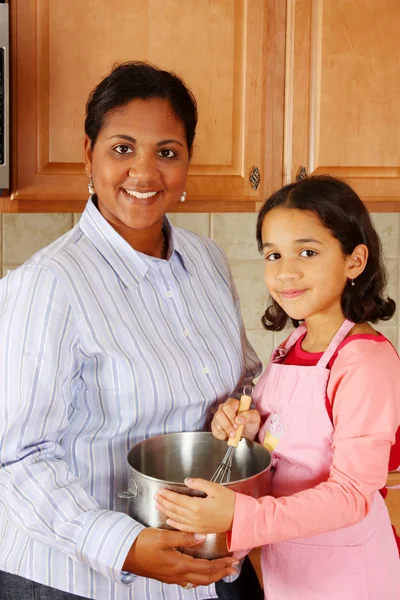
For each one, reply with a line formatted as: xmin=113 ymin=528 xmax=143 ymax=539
xmin=79 ymin=198 xmax=192 ymax=288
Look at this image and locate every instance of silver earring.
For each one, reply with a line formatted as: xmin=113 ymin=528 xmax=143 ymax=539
xmin=350 ymin=278 xmax=355 ymax=287
xmin=88 ymin=178 xmax=95 ymax=195
xmin=180 ymin=191 xmax=186 ymax=203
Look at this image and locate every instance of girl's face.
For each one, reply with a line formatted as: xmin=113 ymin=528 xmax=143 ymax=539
xmin=84 ymin=97 xmax=189 ymax=234
xmin=261 ymin=207 xmax=352 ymax=323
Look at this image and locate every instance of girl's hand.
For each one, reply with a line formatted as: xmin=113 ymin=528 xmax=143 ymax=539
xmin=211 ymin=398 xmax=261 ymax=442
xmin=155 ymin=478 xmax=235 ymax=534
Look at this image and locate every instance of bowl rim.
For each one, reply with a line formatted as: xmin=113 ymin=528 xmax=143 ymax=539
xmin=125 ymin=431 xmax=272 ymax=487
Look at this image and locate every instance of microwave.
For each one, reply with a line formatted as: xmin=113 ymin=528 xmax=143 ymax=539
xmin=0 ymin=3 xmax=8 ymax=189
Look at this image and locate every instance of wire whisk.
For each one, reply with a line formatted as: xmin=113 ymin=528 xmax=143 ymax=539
xmin=210 ymin=388 xmax=253 ymax=484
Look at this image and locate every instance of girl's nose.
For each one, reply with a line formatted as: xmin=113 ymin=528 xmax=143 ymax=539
xmin=276 ymin=260 xmax=301 ymax=281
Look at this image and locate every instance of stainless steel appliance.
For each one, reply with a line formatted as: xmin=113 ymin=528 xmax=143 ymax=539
xmin=0 ymin=3 xmax=9 ymax=189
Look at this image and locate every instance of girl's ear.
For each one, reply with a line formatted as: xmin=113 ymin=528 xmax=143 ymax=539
xmin=347 ymin=244 xmax=368 ymax=280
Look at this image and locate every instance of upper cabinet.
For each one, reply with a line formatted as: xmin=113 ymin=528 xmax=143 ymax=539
xmin=2 ymin=0 xmax=273 ymax=213
xmin=2 ymin=0 xmax=400 ymax=213
xmin=285 ymin=0 xmax=400 ymax=210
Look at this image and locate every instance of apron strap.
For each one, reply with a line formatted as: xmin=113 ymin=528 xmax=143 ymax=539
xmin=317 ymin=319 xmax=355 ymax=368
xmin=271 ymin=324 xmax=307 ymax=362
xmin=283 ymin=324 xmax=308 ymax=350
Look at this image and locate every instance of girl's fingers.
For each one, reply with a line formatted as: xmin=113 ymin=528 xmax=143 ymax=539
xmin=235 ymin=409 xmax=260 ymax=426
xmin=154 ymin=495 xmax=195 ymax=521
xmin=222 ymin=398 xmax=239 ymax=422
xmin=213 ymin=399 xmax=239 ymax=436
xmin=166 ymin=518 xmax=196 ymax=532
xmin=212 ymin=414 xmax=234 ymax=439
xmin=155 ymin=489 xmax=197 ymax=510
xmin=155 ymin=503 xmax=193 ymax=526
xmin=211 ymin=418 xmax=229 ymax=439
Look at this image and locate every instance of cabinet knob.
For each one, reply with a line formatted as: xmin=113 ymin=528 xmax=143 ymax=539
xmin=249 ymin=166 xmax=261 ymax=190
xmin=296 ymin=166 xmax=307 ymax=181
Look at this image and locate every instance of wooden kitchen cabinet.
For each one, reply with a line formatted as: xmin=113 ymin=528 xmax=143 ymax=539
xmin=4 ymin=1 xmax=400 ymax=213
xmin=1 ymin=0 xmax=277 ymax=213
xmin=284 ymin=0 xmax=400 ymax=210
xmin=386 ymin=472 xmax=400 ymax=533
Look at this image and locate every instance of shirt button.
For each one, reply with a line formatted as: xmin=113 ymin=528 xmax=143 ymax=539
xmin=183 ymin=328 xmax=190 ymax=337
xmin=167 ymin=290 xmax=174 ymax=298
xmin=202 ymin=366 xmax=209 ymax=374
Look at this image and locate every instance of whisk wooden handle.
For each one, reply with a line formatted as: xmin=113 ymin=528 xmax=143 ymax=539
xmin=227 ymin=394 xmax=252 ymax=448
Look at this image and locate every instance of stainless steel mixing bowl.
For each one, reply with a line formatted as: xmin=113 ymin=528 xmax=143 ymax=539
xmin=118 ymin=431 xmax=272 ymax=559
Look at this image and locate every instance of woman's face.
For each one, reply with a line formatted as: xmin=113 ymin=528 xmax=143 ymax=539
xmin=84 ymin=98 xmax=189 ymax=234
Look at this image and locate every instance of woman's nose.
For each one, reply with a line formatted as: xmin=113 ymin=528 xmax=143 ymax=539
xmin=128 ymin=154 xmax=158 ymax=183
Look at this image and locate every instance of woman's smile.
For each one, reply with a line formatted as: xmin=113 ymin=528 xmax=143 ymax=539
xmin=122 ymin=188 xmax=159 ymax=200
xmin=121 ymin=187 xmax=161 ymax=204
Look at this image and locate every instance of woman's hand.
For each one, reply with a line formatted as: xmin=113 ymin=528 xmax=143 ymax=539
xmin=155 ymin=478 xmax=235 ymax=534
xmin=123 ymin=527 xmax=239 ymax=588
xmin=211 ymin=398 xmax=261 ymax=442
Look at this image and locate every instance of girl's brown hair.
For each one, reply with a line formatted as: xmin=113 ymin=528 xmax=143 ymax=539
xmin=256 ymin=175 xmax=396 ymax=331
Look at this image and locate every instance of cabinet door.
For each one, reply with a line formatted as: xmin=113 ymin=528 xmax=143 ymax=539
xmin=6 ymin=0 xmax=269 ymax=213
xmin=386 ymin=473 xmax=400 ymax=534
xmin=285 ymin=0 xmax=400 ymax=210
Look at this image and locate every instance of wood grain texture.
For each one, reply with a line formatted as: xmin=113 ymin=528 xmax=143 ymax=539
xmin=285 ymin=0 xmax=400 ymax=208
xmin=6 ymin=0 xmax=269 ymax=211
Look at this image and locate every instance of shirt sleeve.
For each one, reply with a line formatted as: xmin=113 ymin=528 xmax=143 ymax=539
xmin=228 ymin=339 xmax=400 ymax=551
xmin=0 ymin=265 xmax=144 ymax=583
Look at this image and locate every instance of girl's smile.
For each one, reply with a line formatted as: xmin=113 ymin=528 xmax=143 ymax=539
xmin=279 ymin=288 xmax=307 ymax=299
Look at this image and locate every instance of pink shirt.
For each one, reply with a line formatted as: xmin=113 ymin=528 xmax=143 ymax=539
xmin=229 ymin=335 xmax=400 ymax=551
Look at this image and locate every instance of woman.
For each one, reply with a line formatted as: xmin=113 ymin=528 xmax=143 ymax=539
xmin=0 ymin=62 xmax=263 ymax=600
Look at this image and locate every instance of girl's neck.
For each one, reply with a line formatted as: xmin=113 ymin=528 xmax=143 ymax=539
xmin=302 ymin=312 xmax=349 ymax=353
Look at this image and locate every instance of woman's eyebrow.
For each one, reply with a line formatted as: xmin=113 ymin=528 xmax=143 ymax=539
xmin=157 ymin=139 xmax=184 ymax=147
xmin=106 ymin=135 xmax=184 ymax=147
xmin=107 ymin=134 xmax=136 ymax=142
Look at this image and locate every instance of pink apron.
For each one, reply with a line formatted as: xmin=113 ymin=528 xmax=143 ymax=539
xmin=254 ymin=319 xmax=400 ymax=599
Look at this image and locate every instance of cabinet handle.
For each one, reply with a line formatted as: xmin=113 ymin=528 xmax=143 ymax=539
xmin=249 ymin=166 xmax=261 ymax=190
xmin=296 ymin=166 xmax=307 ymax=181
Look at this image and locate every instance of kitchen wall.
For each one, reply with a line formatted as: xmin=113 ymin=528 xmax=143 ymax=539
xmin=1 ymin=211 xmax=399 ymax=364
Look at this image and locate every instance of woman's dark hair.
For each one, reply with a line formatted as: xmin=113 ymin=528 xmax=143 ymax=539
xmin=85 ymin=61 xmax=198 ymax=154
xmin=256 ymin=175 xmax=396 ymax=330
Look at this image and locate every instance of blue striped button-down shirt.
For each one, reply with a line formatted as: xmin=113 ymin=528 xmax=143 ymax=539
xmin=0 ymin=199 xmax=261 ymax=600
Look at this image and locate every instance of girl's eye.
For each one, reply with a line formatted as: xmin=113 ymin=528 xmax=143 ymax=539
xmin=114 ymin=145 xmax=133 ymax=155
xmin=265 ymin=252 xmax=281 ymax=261
xmin=300 ymin=249 xmax=317 ymax=258
xmin=158 ymin=148 xmax=176 ymax=159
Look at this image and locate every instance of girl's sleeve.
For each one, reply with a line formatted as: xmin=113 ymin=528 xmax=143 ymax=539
xmin=0 ymin=266 xmax=143 ymax=583
xmin=228 ymin=339 xmax=400 ymax=551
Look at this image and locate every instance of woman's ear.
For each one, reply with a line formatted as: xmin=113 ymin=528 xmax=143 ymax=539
xmin=84 ymin=135 xmax=93 ymax=174
xmin=347 ymin=244 xmax=368 ymax=280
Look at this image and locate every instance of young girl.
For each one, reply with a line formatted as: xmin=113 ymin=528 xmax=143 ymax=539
xmin=155 ymin=175 xmax=400 ymax=599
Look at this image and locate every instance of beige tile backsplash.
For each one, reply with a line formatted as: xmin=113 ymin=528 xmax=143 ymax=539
xmin=1 ymin=211 xmax=400 ymax=363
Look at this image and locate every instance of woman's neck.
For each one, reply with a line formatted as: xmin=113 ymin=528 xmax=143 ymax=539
xmin=95 ymin=197 xmax=166 ymax=258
